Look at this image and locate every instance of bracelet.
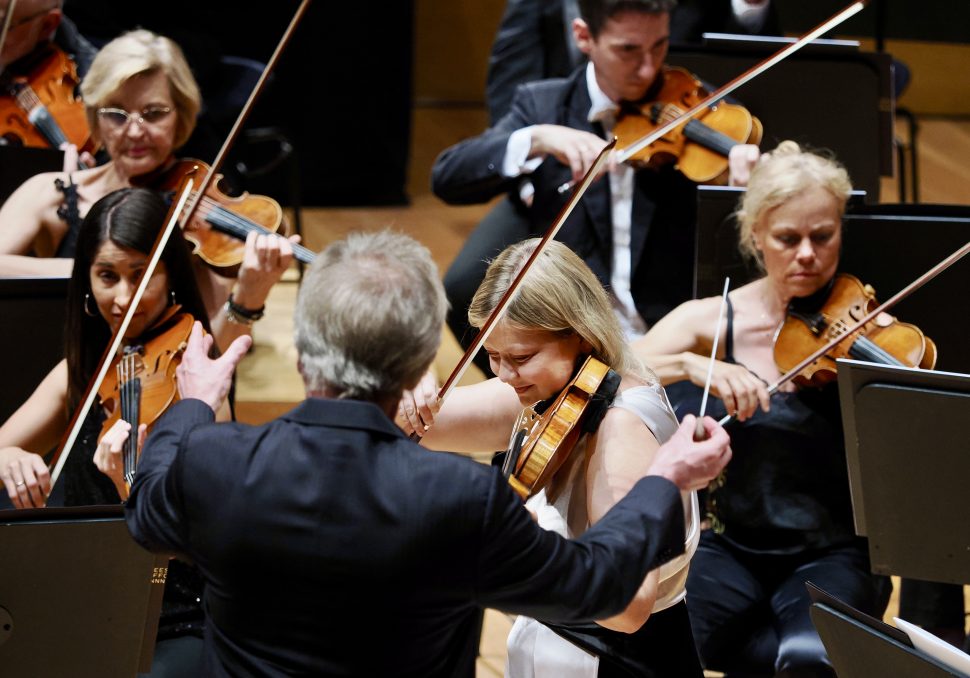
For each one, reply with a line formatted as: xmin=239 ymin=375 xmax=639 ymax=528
xmin=224 ymin=294 xmax=265 ymax=326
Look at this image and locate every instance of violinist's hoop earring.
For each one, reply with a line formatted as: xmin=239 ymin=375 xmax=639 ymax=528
xmin=83 ymin=293 xmax=98 ymax=317
xmin=169 ymin=290 xmax=177 ymax=306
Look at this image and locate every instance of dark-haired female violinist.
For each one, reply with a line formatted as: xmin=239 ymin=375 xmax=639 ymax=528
xmin=0 ymin=187 xmax=244 ymax=677
xmin=633 ymin=141 xmax=893 ymax=676
xmin=399 ymin=238 xmax=707 ymax=677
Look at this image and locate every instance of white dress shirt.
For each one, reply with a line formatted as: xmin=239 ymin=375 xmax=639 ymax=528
xmin=501 ymin=62 xmax=648 ymax=338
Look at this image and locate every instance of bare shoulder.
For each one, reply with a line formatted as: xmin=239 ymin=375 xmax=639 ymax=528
xmin=645 ymin=296 xmax=722 ymax=344
xmin=667 ymin=296 xmax=725 ymax=329
xmin=1 ymin=171 xmax=68 ymax=217
xmin=42 ymin=359 xmax=69 ymax=398
xmin=595 ymin=400 xmax=660 ymax=454
xmin=20 ymin=170 xmax=67 ymax=194
xmin=18 ymin=170 xmax=64 ymax=195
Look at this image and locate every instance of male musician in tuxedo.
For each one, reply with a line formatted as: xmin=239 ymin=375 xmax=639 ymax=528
xmin=124 ymin=230 xmax=732 ymax=677
xmin=485 ymin=0 xmax=778 ymax=124
xmin=433 ymin=0 xmax=760 ymax=364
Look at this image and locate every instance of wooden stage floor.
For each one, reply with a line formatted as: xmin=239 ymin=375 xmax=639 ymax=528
xmin=234 ymin=109 xmax=970 ymax=676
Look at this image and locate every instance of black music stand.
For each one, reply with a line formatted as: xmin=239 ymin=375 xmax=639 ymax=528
xmin=810 ymin=587 xmax=967 ymax=677
xmin=0 ymin=146 xmax=63 ymax=203
xmin=669 ymin=35 xmax=893 ymax=199
xmin=837 ymin=359 xmax=970 ymax=584
xmin=0 ymin=505 xmax=166 ymax=677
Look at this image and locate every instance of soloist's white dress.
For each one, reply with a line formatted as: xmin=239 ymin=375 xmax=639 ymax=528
xmin=505 ymin=383 xmax=700 ymax=678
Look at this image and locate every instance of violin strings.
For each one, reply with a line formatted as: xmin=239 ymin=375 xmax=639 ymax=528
xmin=15 ymin=86 xmax=41 ymax=111
xmin=119 ymin=356 xmax=129 ymax=479
xmin=184 ymin=192 xmax=315 ymax=260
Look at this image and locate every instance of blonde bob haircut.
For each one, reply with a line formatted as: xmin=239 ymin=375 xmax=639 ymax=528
xmin=736 ymin=140 xmax=853 ymax=270
xmin=81 ymin=29 xmax=201 ymax=149
xmin=469 ymin=238 xmax=652 ymax=383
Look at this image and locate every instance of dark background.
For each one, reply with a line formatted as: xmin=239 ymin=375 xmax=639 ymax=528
xmin=60 ymin=0 xmax=968 ymax=207
xmin=64 ymin=1 xmax=414 ymax=206
xmin=776 ymin=0 xmax=960 ymax=44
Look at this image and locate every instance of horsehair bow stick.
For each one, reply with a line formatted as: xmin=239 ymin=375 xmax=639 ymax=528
xmin=435 ymin=138 xmax=617 ymax=408
xmin=695 ymin=277 xmax=730 ymax=440
xmin=48 ymin=180 xmax=195 ymax=487
xmin=557 ymin=0 xmax=870 ymax=194
xmin=717 ymin=238 xmax=970 ymax=426
xmin=48 ymin=1 xmax=313 ymax=491
xmin=179 ymin=0 xmax=311 ymax=228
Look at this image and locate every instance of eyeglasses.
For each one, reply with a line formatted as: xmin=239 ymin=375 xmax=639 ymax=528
xmin=96 ymin=106 xmax=173 ymax=132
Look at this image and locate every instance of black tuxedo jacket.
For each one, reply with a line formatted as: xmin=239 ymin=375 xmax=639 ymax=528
xmin=484 ymin=0 xmax=782 ymax=123
xmin=126 ymin=398 xmax=686 ymax=677
xmin=433 ymin=66 xmax=697 ymax=325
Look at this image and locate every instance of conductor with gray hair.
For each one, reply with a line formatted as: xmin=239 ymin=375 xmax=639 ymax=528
xmin=125 ymin=231 xmax=732 ymax=677
xmin=294 ymin=231 xmax=447 ymax=403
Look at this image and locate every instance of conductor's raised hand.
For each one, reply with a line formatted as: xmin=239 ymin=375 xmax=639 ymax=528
xmin=647 ymin=415 xmax=732 ymax=491
xmin=176 ymin=321 xmax=252 ymax=413
xmin=530 ymin=124 xmax=612 ymax=186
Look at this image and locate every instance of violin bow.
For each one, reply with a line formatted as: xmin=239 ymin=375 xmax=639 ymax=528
xmin=179 ymin=0 xmax=311 ymax=228
xmin=695 ymin=277 xmax=729 ymax=439
xmin=718 ymin=239 xmax=970 ymax=426
xmin=48 ymin=179 xmax=195 ymax=487
xmin=0 ymin=0 xmax=16 ymax=73
xmin=557 ymin=0 xmax=871 ymax=194
xmin=432 ymin=138 xmax=617 ymax=409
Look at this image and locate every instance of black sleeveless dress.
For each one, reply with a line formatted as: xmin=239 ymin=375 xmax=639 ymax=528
xmin=666 ymin=298 xmax=885 ymax=676
xmin=54 ymin=176 xmax=83 ymax=258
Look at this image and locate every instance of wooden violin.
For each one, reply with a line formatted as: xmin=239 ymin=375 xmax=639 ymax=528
xmin=0 ymin=44 xmax=96 ymax=155
xmin=145 ymin=158 xmax=316 ymax=268
xmin=773 ymin=273 xmax=936 ymax=388
xmin=558 ymin=1 xmax=871 ymax=194
xmin=415 ymin=141 xmax=616 ymax=499
xmin=613 ymin=66 xmax=762 ymax=184
xmin=502 ymin=356 xmax=620 ymax=500
xmin=717 ymin=240 xmax=970 ymax=427
xmin=97 ymin=307 xmax=193 ymax=493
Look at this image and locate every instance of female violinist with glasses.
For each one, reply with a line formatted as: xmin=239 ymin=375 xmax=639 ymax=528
xmin=0 ymin=29 xmax=295 ymax=348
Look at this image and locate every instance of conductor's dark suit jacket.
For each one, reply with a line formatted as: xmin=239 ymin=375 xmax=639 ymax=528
xmin=432 ymin=66 xmax=698 ymax=325
xmin=126 ymin=397 xmax=686 ymax=677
